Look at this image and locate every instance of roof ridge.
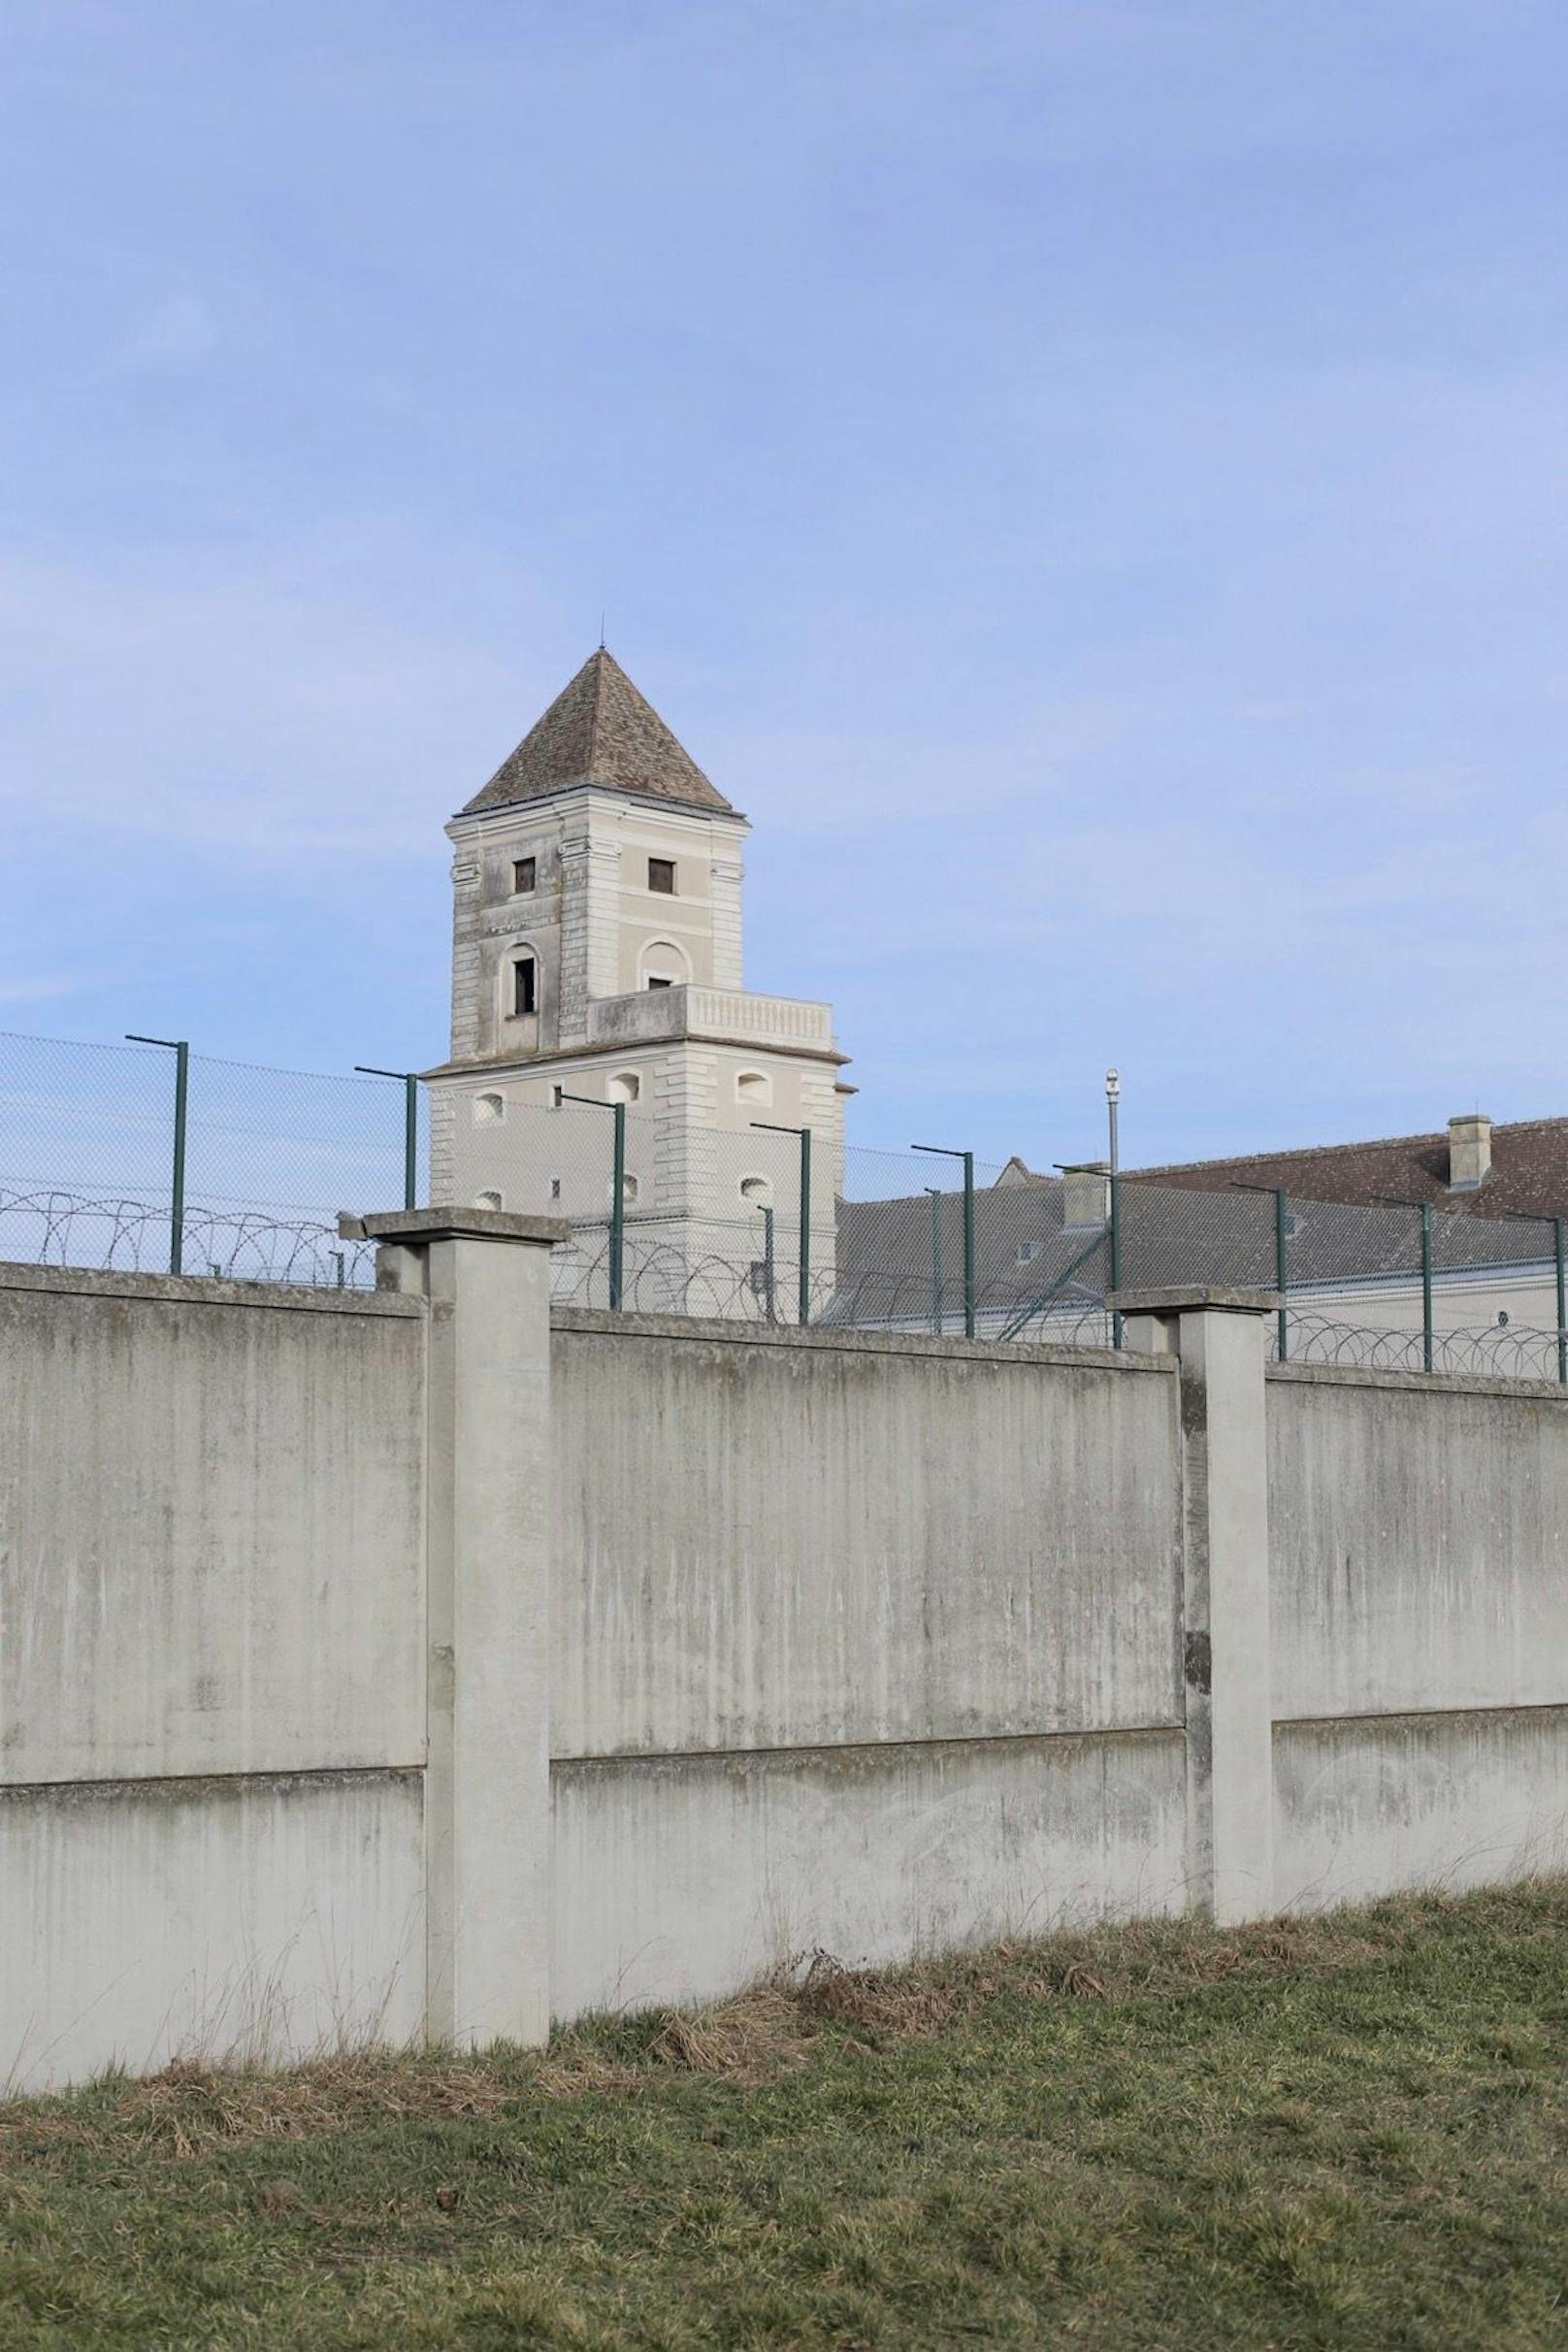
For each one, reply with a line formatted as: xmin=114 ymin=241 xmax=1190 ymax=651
xmin=584 ymin=647 xmax=609 ymax=774
xmin=1136 ymin=1129 xmax=1446 ymax=1175
xmin=1136 ymin=1112 xmax=1568 ymax=1179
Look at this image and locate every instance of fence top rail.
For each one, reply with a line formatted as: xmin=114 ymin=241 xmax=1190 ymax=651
xmin=0 ymin=1257 xmax=426 ymax=1318
xmin=550 ymin=1303 xmax=1178 ymax=1373
xmin=1266 ymin=1357 xmax=1568 ymax=1405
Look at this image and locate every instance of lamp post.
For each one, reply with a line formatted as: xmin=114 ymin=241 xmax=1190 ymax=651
xmin=1106 ymin=1068 xmax=1122 ymax=1346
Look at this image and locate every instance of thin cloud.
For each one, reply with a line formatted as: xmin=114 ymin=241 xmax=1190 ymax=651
xmin=0 ymin=976 xmax=82 ymax=1005
xmin=112 ymin=292 xmax=219 ymax=374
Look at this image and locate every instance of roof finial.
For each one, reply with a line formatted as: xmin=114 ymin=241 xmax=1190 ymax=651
xmin=599 ymin=608 xmax=606 ymax=650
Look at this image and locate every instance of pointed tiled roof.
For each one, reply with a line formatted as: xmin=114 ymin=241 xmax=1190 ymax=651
xmin=462 ymin=648 xmax=734 ymax=817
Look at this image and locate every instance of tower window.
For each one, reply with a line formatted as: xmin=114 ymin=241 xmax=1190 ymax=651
xmin=647 ymin=857 xmax=675 ymax=895
xmin=639 ymin=939 xmax=688 ymax=990
xmin=512 ymin=956 xmax=537 ymax=1016
xmin=511 ymin=856 xmax=536 ymax=895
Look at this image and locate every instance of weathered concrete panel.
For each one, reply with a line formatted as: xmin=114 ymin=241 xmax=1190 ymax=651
xmin=551 ymin=1323 xmax=1182 ymax=1757
xmin=0 ymin=1768 xmax=424 ymax=2093
xmin=1267 ymin=1370 xmax=1568 ymax=1720
xmin=0 ymin=1270 xmax=426 ymax=1782
xmin=550 ymin=1728 xmax=1187 ymax=2018
xmin=1274 ymin=1709 xmax=1568 ymax=1911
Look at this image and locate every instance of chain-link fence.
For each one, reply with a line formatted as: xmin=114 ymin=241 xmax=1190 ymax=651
xmin=3 ymin=1029 xmax=1565 ymax=1378
xmin=0 ymin=1029 xmax=422 ymax=1287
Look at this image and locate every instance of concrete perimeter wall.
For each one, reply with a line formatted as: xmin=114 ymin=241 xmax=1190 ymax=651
xmin=0 ymin=1262 xmax=428 ymax=2092
xmin=549 ymin=1315 xmax=1186 ymax=2013
xmin=5 ymin=1230 xmax=1566 ymax=2094
xmin=1268 ymin=1363 xmax=1568 ymax=1908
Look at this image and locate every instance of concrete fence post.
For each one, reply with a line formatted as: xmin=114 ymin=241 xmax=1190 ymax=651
xmin=353 ymin=1207 xmax=568 ymax=2046
xmin=1114 ymin=1286 xmax=1280 ymax=1926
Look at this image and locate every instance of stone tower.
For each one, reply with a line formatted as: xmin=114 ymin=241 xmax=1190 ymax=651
xmin=427 ymin=649 xmax=848 ymax=1310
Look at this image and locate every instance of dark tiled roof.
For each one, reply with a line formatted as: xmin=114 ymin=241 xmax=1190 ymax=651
xmin=1133 ymin=1120 xmax=1568 ymax=1222
xmin=831 ymin=1166 xmax=1560 ymax=1333
xmin=462 ymin=649 xmax=734 ymax=818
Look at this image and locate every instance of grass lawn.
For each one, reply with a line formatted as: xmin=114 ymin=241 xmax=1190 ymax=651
xmin=2 ymin=1882 xmax=1566 ymax=2348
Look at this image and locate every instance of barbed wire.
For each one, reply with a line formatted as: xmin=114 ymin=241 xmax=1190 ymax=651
xmin=1278 ymin=1313 xmax=1568 ymax=1381
xmin=3 ymin=1188 xmax=1565 ymax=1383
xmin=0 ymin=1189 xmax=378 ymax=1289
xmin=546 ymin=1225 xmax=1112 ymax=1334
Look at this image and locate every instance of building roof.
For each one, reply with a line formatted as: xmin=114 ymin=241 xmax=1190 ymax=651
xmin=461 ymin=648 xmax=735 ymax=819
xmin=1132 ymin=1118 xmax=1568 ymax=1222
xmin=832 ymin=1160 xmax=1561 ymax=1337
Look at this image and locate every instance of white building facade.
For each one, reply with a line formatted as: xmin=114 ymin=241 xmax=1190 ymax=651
xmin=427 ymin=649 xmax=849 ymax=1312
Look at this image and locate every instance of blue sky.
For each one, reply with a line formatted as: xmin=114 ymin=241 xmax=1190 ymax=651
xmin=3 ymin=0 xmax=1565 ymax=1171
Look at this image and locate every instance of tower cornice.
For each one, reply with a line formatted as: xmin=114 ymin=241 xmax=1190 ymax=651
xmin=446 ymin=786 xmax=750 ymax=841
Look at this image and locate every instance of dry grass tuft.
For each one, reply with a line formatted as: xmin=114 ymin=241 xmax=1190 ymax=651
xmin=796 ymin=1949 xmax=962 ymax=2038
xmin=647 ymin=1986 xmax=812 ymax=2079
xmin=530 ymin=2053 xmax=647 ymax=2101
xmin=0 ymin=2050 xmax=521 ymax=2166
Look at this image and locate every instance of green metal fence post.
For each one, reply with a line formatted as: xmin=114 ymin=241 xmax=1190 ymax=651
xmin=1231 ymin=1180 xmax=1290 ymax=1359
xmin=127 ymin=1033 xmax=188 ymax=1275
xmin=561 ymin=1092 xmax=626 ymax=1310
xmin=609 ymin=1099 xmax=626 ymax=1312
xmin=799 ymin=1125 xmax=812 ymax=1326
xmin=927 ymin=1187 xmax=944 ymax=1334
xmin=355 ymin=1065 xmax=420 ymax=1210
xmin=1380 ymin=1194 xmax=1436 ymax=1375
xmin=913 ymin=1142 xmax=975 ymax=1339
xmin=1107 ymin=1068 xmax=1123 ymax=1349
xmin=171 ymin=1040 xmax=189 ymax=1277
xmin=750 ymin=1121 xmax=813 ymax=1326
xmin=1506 ymin=1205 xmax=1564 ymax=1385
xmin=1421 ymin=1202 xmax=1434 ymax=1373
xmin=761 ymin=1203 xmax=776 ymax=1323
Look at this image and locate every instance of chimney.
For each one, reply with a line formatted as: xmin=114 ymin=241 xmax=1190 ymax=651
xmin=1061 ymin=1161 xmax=1112 ymax=1227
xmin=1448 ymin=1112 xmax=1492 ymax=1192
